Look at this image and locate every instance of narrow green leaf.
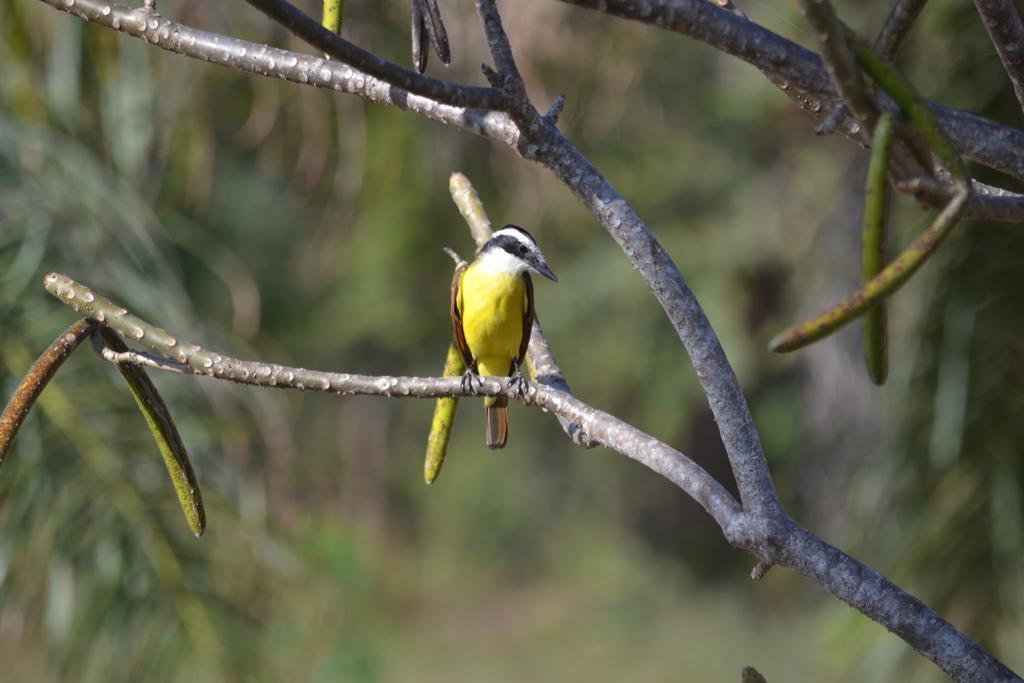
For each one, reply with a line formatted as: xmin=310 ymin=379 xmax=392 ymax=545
xmin=97 ymin=327 xmax=206 ymax=536
xmin=771 ymin=187 xmax=968 ymax=353
xmin=424 ymin=343 xmax=465 ymax=485
xmin=863 ymin=112 xmax=894 ymax=385
xmin=847 ymin=30 xmax=966 ymax=180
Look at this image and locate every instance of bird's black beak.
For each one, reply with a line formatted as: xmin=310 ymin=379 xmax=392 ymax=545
xmin=534 ymin=261 xmax=558 ymax=283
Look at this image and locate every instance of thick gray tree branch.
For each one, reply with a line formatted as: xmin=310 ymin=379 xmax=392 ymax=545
xmin=777 ymin=524 xmax=1021 ymax=683
xmin=973 ymin=0 xmax=1024 ymax=117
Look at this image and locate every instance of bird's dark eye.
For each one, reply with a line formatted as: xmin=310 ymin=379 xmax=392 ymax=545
xmin=515 ymin=244 xmax=527 ymax=256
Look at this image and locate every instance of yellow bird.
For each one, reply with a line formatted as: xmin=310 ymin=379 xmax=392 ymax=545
xmin=450 ymin=225 xmax=558 ymax=448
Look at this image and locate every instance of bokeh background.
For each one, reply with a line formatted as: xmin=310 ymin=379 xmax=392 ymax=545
xmin=1 ymin=0 xmax=1022 ymax=680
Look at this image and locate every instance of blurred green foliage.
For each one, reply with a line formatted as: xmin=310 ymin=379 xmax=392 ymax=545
xmin=0 ymin=1 xmax=1021 ymax=681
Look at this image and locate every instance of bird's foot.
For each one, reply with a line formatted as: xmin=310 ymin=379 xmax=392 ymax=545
xmin=507 ymin=367 xmax=530 ymax=399
xmin=461 ymin=368 xmax=483 ymax=395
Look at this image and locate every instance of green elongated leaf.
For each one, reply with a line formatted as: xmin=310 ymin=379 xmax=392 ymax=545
xmin=97 ymin=327 xmax=206 ymax=536
xmin=771 ymin=26 xmax=971 ymax=355
xmin=770 ymin=187 xmax=968 ymax=353
xmin=423 ymin=343 xmax=465 ymax=484
xmin=863 ymin=112 xmax=894 ymax=385
xmin=846 ymin=29 xmax=966 ymax=180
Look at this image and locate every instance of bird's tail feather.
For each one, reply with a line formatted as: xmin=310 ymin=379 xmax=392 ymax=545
xmin=485 ymin=398 xmax=508 ymax=449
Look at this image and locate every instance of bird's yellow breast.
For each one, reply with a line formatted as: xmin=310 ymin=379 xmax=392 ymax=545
xmin=458 ymin=263 xmax=527 ymax=378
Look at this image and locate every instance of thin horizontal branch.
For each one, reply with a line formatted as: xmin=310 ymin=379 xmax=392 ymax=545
xmin=36 ymin=0 xmax=520 ymax=146
xmin=555 ymin=0 xmax=1024 ymax=193
xmin=241 ymin=0 xmax=511 ymax=110
xmin=42 ymin=273 xmax=743 ymax=534
xmin=973 ymin=0 xmax=1024 ymax=117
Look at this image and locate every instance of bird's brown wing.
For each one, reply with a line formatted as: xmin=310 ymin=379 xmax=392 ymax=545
xmin=450 ymin=263 xmax=473 ymax=369
xmin=516 ymin=272 xmax=535 ymax=370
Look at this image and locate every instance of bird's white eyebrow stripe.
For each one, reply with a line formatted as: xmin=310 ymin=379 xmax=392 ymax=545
xmin=490 ymin=228 xmax=536 ymax=249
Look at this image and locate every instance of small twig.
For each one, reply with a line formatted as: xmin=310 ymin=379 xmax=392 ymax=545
xmin=815 ymin=103 xmax=847 ymax=135
xmin=972 ymin=0 xmax=1024 ymax=117
xmin=799 ymin=0 xmax=877 ymax=142
xmin=750 ymin=560 xmax=772 ymax=581
xmin=850 ymin=30 xmax=966 ymax=179
xmin=712 ymin=0 xmax=747 ymax=19
xmin=97 ymin=346 xmax=190 ymax=373
xmin=741 ymin=666 xmax=768 ymax=683
xmin=545 ymin=94 xmax=567 ymax=124
xmin=875 ymin=0 xmax=929 ymax=61
xmin=816 ymin=0 xmax=929 ymax=136
xmin=475 ymin=0 xmax=537 ymax=125
xmin=441 ymin=246 xmax=465 ymax=267
xmin=243 ymin=0 xmax=512 ymax=111
xmin=0 ymin=319 xmax=95 ymax=467
xmin=476 ymin=0 xmax=524 ymax=87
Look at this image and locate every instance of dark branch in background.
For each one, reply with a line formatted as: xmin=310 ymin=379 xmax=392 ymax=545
xmin=37 ymin=0 xmax=1024 ymax=221
xmin=816 ymin=0 xmax=928 ymax=139
xmin=799 ymin=0 xmax=878 ymax=141
xmin=973 ymin=0 xmax=1024 ymax=117
xmin=876 ymin=0 xmax=929 ymax=60
xmin=555 ymin=0 xmax=1024 ymax=219
xmin=240 ymin=0 xmax=506 ymax=110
